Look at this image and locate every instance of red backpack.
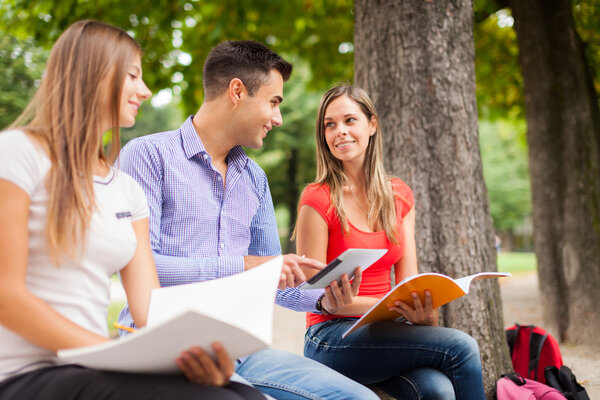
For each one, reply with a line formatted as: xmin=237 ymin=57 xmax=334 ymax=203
xmin=505 ymin=324 xmax=563 ymax=384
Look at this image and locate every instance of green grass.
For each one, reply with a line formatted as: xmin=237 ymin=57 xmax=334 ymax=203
xmin=107 ymin=301 xmax=126 ymax=338
xmin=497 ymin=252 xmax=537 ymax=274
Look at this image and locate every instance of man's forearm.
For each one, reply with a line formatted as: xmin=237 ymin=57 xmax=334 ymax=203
xmin=154 ymin=253 xmax=245 ymax=286
xmin=243 ymin=255 xmax=276 ymax=270
xmin=275 ymin=287 xmax=323 ymax=313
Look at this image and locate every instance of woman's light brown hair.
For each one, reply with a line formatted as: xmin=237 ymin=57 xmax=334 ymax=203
xmin=11 ymin=20 xmax=141 ymax=264
xmin=311 ymin=85 xmax=398 ymax=243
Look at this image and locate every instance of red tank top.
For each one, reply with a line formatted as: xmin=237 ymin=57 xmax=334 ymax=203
xmin=298 ymin=178 xmax=414 ymax=327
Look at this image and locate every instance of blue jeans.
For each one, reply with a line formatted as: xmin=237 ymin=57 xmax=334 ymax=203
xmin=304 ymin=318 xmax=486 ymax=400
xmin=235 ymin=348 xmax=379 ymax=400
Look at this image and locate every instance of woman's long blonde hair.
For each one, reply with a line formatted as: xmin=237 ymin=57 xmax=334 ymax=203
xmin=314 ymin=85 xmax=398 ymax=243
xmin=11 ymin=20 xmax=141 ymax=264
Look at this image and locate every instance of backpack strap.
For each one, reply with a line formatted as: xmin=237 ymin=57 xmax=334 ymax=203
xmin=506 ymin=323 xmax=521 ymax=357
xmin=501 ymin=372 xmax=527 ymax=386
xmin=528 ymin=331 xmax=548 ymax=380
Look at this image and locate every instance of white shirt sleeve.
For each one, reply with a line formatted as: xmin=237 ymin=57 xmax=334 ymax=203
xmin=117 ymin=169 xmax=150 ymax=221
xmin=0 ymin=130 xmax=49 ymax=196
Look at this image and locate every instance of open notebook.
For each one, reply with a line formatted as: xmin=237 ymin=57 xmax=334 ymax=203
xmin=58 ymin=256 xmax=283 ymax=373
xmin=342 ymin=271 xmax=511 ymax=338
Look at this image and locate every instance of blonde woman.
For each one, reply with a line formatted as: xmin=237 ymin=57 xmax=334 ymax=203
xmin=0 ymin=20 xmax=263 ymax=400
xmin=295 ymin=85 xmax=485 ymax=399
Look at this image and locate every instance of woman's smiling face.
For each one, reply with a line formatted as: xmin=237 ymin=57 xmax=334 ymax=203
xmin=323 ymin=94 xmax=376 ymax=167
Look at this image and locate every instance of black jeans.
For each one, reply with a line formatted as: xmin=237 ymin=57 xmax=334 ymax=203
xmin=0 ymin=364 xmax=265 ymax=400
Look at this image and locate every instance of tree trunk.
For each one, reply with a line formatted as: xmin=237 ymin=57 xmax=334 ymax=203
xmin=508 ymin=0 xmax=600 ymax=347
xmin=354 ymin=0 xmax=511 ymax=397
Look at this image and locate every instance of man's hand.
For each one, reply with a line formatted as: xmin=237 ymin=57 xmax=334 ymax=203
xmin=175 ymin=342 xmax=234 ymax=385
xmin=389 ymin=290 xmax=439 ymax=326
xmin=320 ymin=267 xmax=362 ymax=314
xmin=278 ymin=254 xmax=324 ymax=290
xmin=244 ymin=254 xmax=324 ymax=290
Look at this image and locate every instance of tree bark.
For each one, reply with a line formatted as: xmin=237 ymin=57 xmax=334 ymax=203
xmin=354 ymin=0 xmax=511 ymax=397
xmin=508 ymin=0 xmax=600 ymax=347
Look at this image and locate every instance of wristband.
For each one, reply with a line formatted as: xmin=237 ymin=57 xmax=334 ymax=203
xmin=315 ymin=294 xmax=330 ymax=315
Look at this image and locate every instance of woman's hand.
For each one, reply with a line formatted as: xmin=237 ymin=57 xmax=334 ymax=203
xmin=389 ymin=290 xmax=439 ymax=326
xmin=175 ymin=342 xmax=234 ymax=386
xmin=320 ymin=267 xmax=362 ymax=314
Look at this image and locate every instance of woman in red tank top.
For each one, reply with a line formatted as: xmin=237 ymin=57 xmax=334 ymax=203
xmin=295 ymin=85 xmax=485 ymax=400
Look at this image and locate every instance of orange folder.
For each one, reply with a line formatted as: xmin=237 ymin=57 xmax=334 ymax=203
xmin=342 ymin=271 xmax=511 ymax=338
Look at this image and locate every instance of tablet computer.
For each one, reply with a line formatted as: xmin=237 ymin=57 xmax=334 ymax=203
xmin=299 ymin=248 xmax=388 ymax=290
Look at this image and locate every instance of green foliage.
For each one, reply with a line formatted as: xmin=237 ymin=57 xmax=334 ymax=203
xmin=101 ymin=99 xmax=183 ymax=152
xmin=480 ymin=118 xmax=531 ymax=232
xmin=3 ymin=0 xmax=597 ymax=240
xmin=573 ymin=0 xmax=600 ymax=95
xmin=0 ymin=0 xmax=354 ymax=116
xmin=121 ymin=101 xmax=184 ymax=144
xmin=473 ymin=0 xmax=505 ymax=23
xmin=170 ymin=0 xmax=354 ymax=115
xmin=0 ymin=35 xmax=47 ymax=129
xmin=472 ymin=4 xmax=531 ymax=236
xmin=474 ymin=0 xmax=600 ymax=119
xmin=474 ymin=8 xmax=523 ymax=120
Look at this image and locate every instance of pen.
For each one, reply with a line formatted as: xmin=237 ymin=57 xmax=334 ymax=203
xmin=113 ymin=322 xmax=137 ymax=333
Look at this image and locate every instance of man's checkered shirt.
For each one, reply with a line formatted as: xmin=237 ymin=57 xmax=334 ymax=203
xmin=117 ymin=117 xmax=322 ymax=330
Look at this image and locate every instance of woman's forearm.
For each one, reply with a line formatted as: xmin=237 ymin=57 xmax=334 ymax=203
xmin=325 ymin=295 xmax=379 ymax=316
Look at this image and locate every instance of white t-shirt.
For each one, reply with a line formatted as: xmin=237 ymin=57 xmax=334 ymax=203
xmin=0 ymin=129 xmax=149 ymax=380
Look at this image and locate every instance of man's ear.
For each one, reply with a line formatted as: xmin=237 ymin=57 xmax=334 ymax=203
xmin=228 ymin=78 xmax=246 ymax=105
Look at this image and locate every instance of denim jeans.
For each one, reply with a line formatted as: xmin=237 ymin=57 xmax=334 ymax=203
xmin=235 ymin=348 xmax=379 ymax=400
xmin=304 ymin=318 xmax=486 ymax=400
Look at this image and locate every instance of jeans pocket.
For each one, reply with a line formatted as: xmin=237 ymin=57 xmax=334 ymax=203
xmin=306 ymin=318 xmax=359 ymax=346
xmin=306 ymin=320 xmax=337 ymax=345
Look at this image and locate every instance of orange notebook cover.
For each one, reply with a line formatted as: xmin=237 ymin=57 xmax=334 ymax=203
xmin=342 ymin=271 xmax=511 ymax=338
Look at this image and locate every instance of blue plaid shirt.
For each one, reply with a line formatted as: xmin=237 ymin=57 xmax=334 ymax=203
xmin=118 ymin=117 xmax=322 ymax=329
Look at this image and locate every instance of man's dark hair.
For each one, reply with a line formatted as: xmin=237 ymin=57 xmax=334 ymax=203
xmin=202 ymin=40 xmax=293 ymax=100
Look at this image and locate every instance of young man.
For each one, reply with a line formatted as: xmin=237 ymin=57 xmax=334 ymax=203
xmin=117 ymin=41 xmax=378 ymax=400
